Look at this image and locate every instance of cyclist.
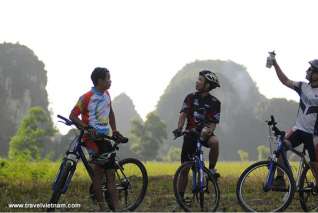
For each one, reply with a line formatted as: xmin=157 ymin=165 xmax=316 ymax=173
xmin=69 ymin=67 xmax=125 ymax=211
xmin=268 ymin=53 xmax=318 ymax=188
xmin=173 ymin=69 xmax=221 ymax=192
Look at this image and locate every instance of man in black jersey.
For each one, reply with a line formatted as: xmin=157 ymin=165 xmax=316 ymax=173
xmin=173 ymin=70 xmax=221 ymax=179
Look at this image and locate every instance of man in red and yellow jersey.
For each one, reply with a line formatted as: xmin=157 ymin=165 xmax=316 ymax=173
xmin=70 ymin=67 xmax=124 ymax=211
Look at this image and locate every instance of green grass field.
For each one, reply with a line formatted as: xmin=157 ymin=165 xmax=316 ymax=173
xmin=0 ymin=160 xmax=307 ymax=211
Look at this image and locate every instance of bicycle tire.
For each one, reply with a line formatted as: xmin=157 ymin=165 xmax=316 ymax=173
xmin=236 ymin=160 xmax=295 ymax=212
xmin=299 ymin=164 xmax=318 ymax=212
xmin=116 ymin=158 xmax=148 ymax=211
xmin=89 ymin=158 xmax=148 ymax=211
xmin=47 ymin=160 xmax=73 ymax=212
xmin=173 ymin=161 xmax=220 ymax=212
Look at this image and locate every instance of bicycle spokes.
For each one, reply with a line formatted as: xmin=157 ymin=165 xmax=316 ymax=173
xmin=299 ymin=167 xmax=318 ymax=211
xmin=174 ymin=162 xmax=219 ymax=212
xmin=237 ymin=161 xmax=294 ymax=212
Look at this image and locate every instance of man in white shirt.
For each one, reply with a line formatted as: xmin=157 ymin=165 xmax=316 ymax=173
xmin=269 ymin=54 xmax=318 ymax=189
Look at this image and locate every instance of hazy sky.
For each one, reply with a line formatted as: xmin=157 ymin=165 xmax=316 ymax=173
xmin=1 ymin=0 xmax=318 ymax=133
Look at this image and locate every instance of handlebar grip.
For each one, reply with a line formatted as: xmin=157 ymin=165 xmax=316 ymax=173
xmin=57 ymin=114 xmax=65 ymax=119
xmin=57 ymin=114 xmax=68 ymax=121
xmin=57 ymin=114 xmax=73 ymax=126
xmin=121 ymin=137 xmax=129 ymax=143
xmin=269 ymin=115 xmax=277 ymax=126
xmin=270 ymin=115 xmax=275 ymax=123
xmin=101 ymin=135 xmax=128 ymax=143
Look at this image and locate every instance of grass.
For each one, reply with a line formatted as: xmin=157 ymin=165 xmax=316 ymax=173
xmin=0 ymin=160 xmax=309 ymax=211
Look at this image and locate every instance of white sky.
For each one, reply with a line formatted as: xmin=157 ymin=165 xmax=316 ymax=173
xmin=1 ymin=0 xmax=318 ymax=133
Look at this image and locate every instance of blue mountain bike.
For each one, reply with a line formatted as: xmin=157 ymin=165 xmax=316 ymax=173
xmin=173 ymin=130 xmax=220 ymax=212
xmin=236 ymin=115 xmax=318 ymax=212
xmin=47 ymin=115 xmax=148 ymax=212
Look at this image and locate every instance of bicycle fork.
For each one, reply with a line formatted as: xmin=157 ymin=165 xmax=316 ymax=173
xmin=192 ymin=143 xmax=205 ymax=192
xmin=264 ymin=160 xmax=276 ymax=192
xmin=53 ymin=142 xmax=80 ymax=194
xmin=52 ymin=158 xmax=77 ymax=193
xmin=264 ymin=140 xmax=290 ymax=192
xmin=191 ymin=141 xmax=205 ymax=210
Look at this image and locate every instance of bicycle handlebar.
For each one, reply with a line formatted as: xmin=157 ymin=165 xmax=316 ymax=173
xmin=57 ymin=115 xmax=74 ymax=126
xmin=266 ymin=115 xmax=277 ymax=126
xmin=57 ymin=115 xmax=128 ymax=144
xmin=174 ymin=129 xmax=199 ymax=140
xmin=266 ymin=115 xmax=284 ymax=137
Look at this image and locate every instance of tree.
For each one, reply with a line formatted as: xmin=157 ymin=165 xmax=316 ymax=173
xmin=0 ymin=43 xmax=50 ymax=156
xmin=8 ymin=106 xmax=56 ymax=160
xmin=257 ymin=145 xmax=270 ymax=161
xmin=130 ymin=112 xmax=167 ymax=161
xmin=238 ymin=149 xmax=249 ymax=161
xmin=163 ymin=146 xmax=181 ymax=162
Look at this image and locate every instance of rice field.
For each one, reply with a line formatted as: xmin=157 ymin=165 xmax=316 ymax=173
xmin=0 ymin=159 xmax=311 ymax=211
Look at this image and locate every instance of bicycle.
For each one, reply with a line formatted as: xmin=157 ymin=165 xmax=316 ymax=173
xmin=47 ymin=115 xmax=148 ymax=212
xmin=236 ymin=115 xmax=318 ymax=212
xmin=173 ymin=130 xmax=220 ymax=212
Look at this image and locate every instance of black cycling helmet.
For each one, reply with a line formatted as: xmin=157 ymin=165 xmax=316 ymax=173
xmin=309 ymin=59 xmax=318 ymax=72
xmin=199 ymin=70 xmax=220 ymax=89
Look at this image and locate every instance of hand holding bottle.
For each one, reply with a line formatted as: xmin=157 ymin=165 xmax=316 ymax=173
xmin=266 ymin=51 xmax=276 ymax=68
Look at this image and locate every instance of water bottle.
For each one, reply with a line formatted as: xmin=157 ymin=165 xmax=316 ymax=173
xmin=266 ymin=51 xmax=276 ymax=68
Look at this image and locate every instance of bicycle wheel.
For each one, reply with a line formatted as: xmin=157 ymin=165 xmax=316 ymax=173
xmin=173 ymin=161 xmax=220 ymax=212
xmin=115 ymin=158 xmax=148 ymax=211
xmin=47 ymin=160 xmax=73 ymax=212
xmin=236 ymin=160 xmax=295 ymax=212
xmin=299 ymin=165 xmax=318 ymax=212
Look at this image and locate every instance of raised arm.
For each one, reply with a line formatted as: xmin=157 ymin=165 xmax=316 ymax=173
xmin=272 ymin=61 xmax=295 ymax=89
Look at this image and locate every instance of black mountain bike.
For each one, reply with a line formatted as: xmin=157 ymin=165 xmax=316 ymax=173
xmin=236 ymin=115 xmax=318 ymax=212
xmin=173 ymin=130 xmax=220 ymax=212
xmin=47 ymin=115 xmax=148 ymax=211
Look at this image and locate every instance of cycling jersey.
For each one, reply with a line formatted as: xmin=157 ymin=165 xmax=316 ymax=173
xmin=71 ymin=87 xmax=111 ymax=135
xmin=293 ymin=82 xmax=318 ymax=135
xmin=180 ymin=92 xmax=220 ymax=163
xmin=180 ymin=92 xmax=221 ymax=130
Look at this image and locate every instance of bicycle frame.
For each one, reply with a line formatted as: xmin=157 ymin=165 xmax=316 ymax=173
xmin=264 ymin=124 xmax=311 ymax=191
xmin=49 ymin=114 xmax=149 ymax=213
xmin=53 ymin=127 xmax=131 ymax=195
xmin=191 ymin=139 xmax=205 ymax=194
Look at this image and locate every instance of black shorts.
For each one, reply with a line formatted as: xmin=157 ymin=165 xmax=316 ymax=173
xmin=287 ymin=129 xmax=316 ymax=162
xmin=89 ymin=140 xmax=116 ymax=170
xmin=181 ymin=132 xmax=212 ymax=163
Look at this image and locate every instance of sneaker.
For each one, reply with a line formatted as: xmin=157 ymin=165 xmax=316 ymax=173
xmin=272 ymin=176 xmax=286 ymax=190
